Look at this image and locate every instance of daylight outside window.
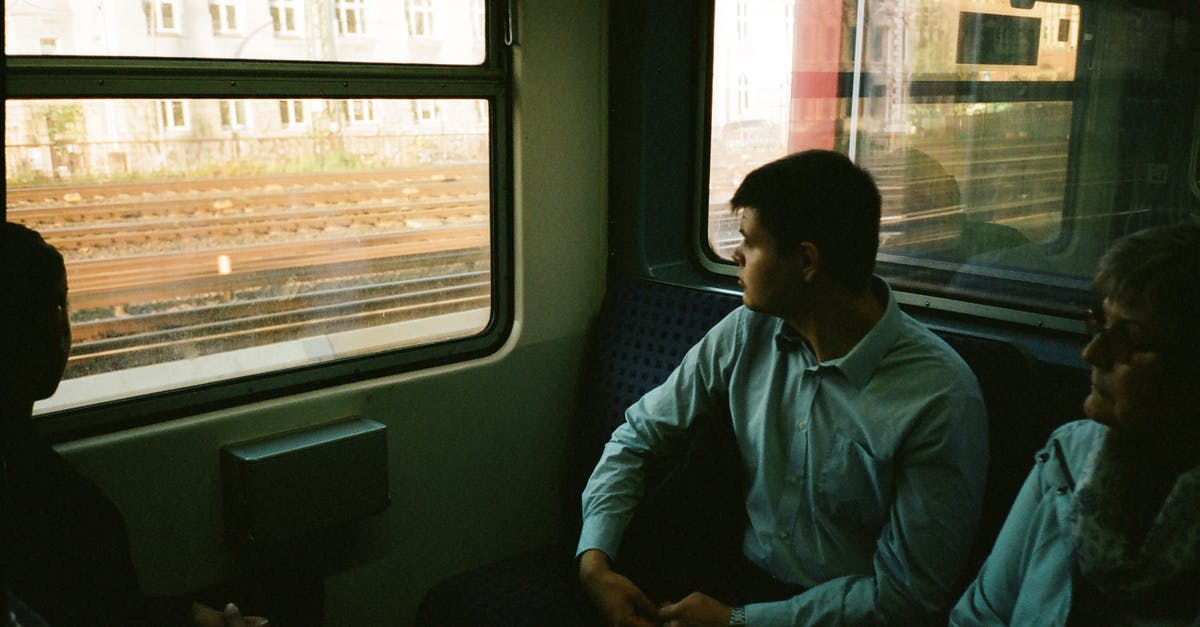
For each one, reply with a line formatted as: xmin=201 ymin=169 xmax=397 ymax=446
xmin=5 ymin=0 xmax=500 ymax=416
xmin=4 ymin=0 xmax=486 ymax=64
xmin=6 ymin=98 xmax=492 ymax=413
xmin=708 ymin=0 xmax=1116 ymax=314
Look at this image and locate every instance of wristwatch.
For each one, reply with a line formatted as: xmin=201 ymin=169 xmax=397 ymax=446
xmin=729 ymin=606 xmax=747 ymax=625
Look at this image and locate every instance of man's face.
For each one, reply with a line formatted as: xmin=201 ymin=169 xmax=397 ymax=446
xmin=730 ymin=208 xmax=807 ymax=318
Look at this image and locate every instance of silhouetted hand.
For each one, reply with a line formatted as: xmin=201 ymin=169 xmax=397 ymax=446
xmin=188 ymin=602 xmax=268 ymax=627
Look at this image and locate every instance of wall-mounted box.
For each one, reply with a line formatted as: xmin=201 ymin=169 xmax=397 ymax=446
xmin=221 ymin=417 xmax=389 ymax=546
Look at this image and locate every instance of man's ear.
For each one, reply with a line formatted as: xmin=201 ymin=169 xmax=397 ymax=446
xmin=797 ymin=241 xmax=821 ymax=283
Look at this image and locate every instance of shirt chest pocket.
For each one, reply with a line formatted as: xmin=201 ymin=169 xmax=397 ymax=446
xmin=816 ymin=431 xmax=895 ymax=536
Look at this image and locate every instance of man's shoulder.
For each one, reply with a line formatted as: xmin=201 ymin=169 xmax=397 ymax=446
xmin=888 ymin=314 xmax=979 ymax=384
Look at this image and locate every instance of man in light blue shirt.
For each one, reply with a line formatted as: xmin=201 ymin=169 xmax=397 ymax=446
xmin=577 ymin=150 xmax=988 ymax=626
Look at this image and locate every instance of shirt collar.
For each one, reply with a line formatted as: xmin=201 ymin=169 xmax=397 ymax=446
xmin=773 ymin=276 xmax=901 ymax=388
xmin=775 ymin=323 xmax=810 ymax=353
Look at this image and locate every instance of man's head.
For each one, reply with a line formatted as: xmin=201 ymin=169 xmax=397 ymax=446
xmin=729 ymin=150 xmax=881 ymax=293
xmin=1 ymin=222 xmax=71 ymax=404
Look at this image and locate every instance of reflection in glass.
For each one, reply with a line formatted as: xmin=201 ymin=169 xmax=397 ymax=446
xmin=709 ymin=0 xmax=1079 ymax=264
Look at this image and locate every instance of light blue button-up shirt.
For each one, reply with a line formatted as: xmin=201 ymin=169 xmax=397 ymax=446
xmin=579 ymin=279 xmax=988 ymax=626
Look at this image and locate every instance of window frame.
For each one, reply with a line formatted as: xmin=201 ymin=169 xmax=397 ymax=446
xmin=209 ymin=0 xmax=242 ymax=36
xmin=336 ymin=0 xmax=368 ymax=36
xmin=269 ymin=0 xmax=302 ymax=36
xmin=158 ymin=99 xmax=191 ymax=131
xmin=278 ymin=97 xmax=308 ymax=128
xmin=405 ymin=0 xmax=436 ymax=38
xmin=219 ymin=98 xmax=249 ymax=129
xmin=5 ymin=1 xmax=513 ymax=441
xmin=145 ymin=0 xmax=182 ymax=35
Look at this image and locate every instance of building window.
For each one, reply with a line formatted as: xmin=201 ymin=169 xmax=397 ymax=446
xmin=220 ymin=100 xmax=248 ymax=128
xmin=210 ymin=1 xmax=240 ymax=34
xmin=144 ymin=1 xmax=180 ymax=34
xmin=869 ymin=27 xmax=884 ymax=63
xmin=412 ymin=100 xmax=441 ymax=123
xmin=158 ymin=100 xmax=189 ymax=130
xmin=279 ymin=99 xmax=306 ymax=127
xmin=343 ymin=99 xmax=376 ymax=125
xmin=336 ymin=0 xmax=366 ymax=35
xmin=406 ymin=0 xmax=434 ymax=37
xmin=472 ymin=0 xmax=486 ymax=41
xmin=736 ymin=0 xmax=749 ymax=41
xmin=737 ymin=74 xmax=750 ymax=114
xmin=269 ymin=0 xmax=299 ymax=35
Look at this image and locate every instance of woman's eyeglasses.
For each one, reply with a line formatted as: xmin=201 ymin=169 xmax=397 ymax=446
xmin=1086 ymin=307 xmax=1160 ymax=363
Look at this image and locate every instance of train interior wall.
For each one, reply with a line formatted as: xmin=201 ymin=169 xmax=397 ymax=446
xmin=51 ymin=1 xmax=608 ymax=624
xmin=38 ymin=0 xmax=1157 ymax=623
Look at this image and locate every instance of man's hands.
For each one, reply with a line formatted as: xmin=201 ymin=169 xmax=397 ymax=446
xmin=578 ymin=550 xmax=732 ymax=627
xmin=188 ymin=602 xmax=268 ymax=627
xmin=658 ymin=592 xmax=732 ymax=627
xmin=579 ymin=550 xmax=660 ymax=627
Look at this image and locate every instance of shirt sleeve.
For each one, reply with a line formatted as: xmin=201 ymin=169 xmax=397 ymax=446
xmin=576 ymin=308 xmax=744 ymax=560
xmin=948 ymin=455 xmax=1043 ymax=627
xmin=747 ymin=387 xmax=989 ymax=626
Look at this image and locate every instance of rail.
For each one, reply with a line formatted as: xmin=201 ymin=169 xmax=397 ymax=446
xmin=7 ymin=166 xmax=494 ymax=383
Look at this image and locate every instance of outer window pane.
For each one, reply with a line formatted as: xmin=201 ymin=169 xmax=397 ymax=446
xmin=5 ymin=0 xmax=485 ymax=65
xmin=6 ymin=98 xmax=492 ymax=413
xmin=708 ymin=0 xmax=1197 ymax=314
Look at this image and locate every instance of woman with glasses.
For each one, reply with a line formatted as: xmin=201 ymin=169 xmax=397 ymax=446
xmin=951 ymin=221 xmax=1200 ymax=626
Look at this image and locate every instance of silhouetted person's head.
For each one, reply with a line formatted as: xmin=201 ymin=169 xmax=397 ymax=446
xmin=1 ymin=222 xmax=71 ymax=413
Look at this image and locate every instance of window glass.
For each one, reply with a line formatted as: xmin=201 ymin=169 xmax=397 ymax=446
xmin=708 ymin=0 xmax=1199 ymax=317
xmin=4 ymin=0 xmax=486 ymax=65
xmin=6 ymin=98 xmax=492 ymax=413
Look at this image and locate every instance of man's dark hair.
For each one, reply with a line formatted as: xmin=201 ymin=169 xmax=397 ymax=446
xmin=730 ymin=150 xmax=881 ymax=292
xmin=1094 ymin=220 xmax=1200 ymax=339
xmin=1 ymin=222 xmax=67 ymax=352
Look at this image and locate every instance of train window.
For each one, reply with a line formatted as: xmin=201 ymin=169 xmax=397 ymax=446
xmin=706 ymin=0 xmax=1199 ymax=322
xmin=3 ymin=0 xmax=486 ymax=65
xmin=5 ymin=1 xmax=509 ymax=429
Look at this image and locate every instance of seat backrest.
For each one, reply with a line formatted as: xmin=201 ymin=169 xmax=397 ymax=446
xmin=934 ymin=330 xmax=1059 ymax=586
xmin=566 ymin=280 xmax=740 ymax=511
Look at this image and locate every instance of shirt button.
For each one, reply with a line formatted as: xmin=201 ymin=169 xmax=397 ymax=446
xmin=796 ymin=422 xmax=806 ymax=430
xmin=786 ymin=475 xmax=798 ymax=485
xmin=1037 ymin=452 xmax=1050 ymax=463
xmin=777 ymin=531 xmax=789 ymax=540
xmin=1056 ymin=486 xmax=1069 ymax=495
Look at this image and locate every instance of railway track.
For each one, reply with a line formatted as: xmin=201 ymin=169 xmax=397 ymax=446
xmin=65 ymin=262 xmax=491 ymax=378
xmin=5 ymin=164 xmax=488 ymax=205
xmin=66 ymin=224 xmax=489 ymax=309
xmin=28 ymin=196 xmax=488 ymax=251
xmin=6 ymin=166 xmax=495 ymax=381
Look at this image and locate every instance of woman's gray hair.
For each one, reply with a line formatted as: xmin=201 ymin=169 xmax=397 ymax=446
xmin=1094 ymin=220 xmax=1200 ymax=335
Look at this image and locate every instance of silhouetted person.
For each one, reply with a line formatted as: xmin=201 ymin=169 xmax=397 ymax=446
xmin=1 ymin=222 xmax=259 ymax=627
